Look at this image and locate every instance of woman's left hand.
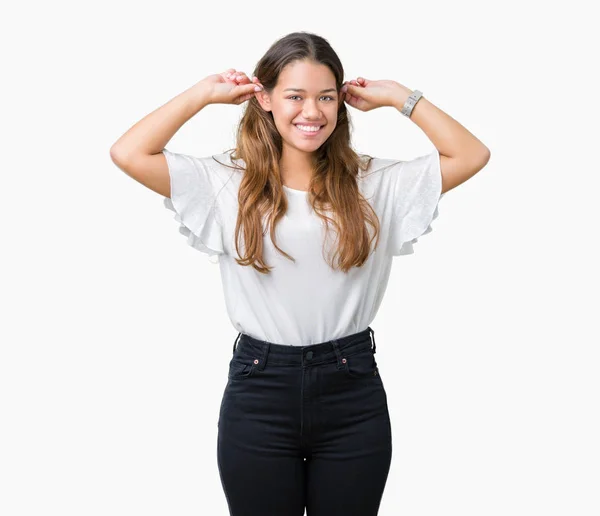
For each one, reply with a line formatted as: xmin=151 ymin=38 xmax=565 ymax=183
xmin=342 ymin=77 xmax=409 ymax=112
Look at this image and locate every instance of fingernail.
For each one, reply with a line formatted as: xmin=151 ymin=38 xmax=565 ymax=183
xmin=254 ymin=85 xmax=262 ymax=91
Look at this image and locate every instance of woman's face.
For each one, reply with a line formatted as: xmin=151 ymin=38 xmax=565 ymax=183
xmin=258 ymin=59 xmax=340 ymax=155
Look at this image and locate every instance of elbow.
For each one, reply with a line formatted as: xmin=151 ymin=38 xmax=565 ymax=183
xmin=481 ymin=147 xmax=491 ymax=167
xmin=473 ymin=146 xmax=491 ymax=168
xmin=110 ymin=145 xmax=129 ymax=166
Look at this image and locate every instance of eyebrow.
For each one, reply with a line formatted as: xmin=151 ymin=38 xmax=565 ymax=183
xmin=283 ymin=88 xmax=337 ymax=93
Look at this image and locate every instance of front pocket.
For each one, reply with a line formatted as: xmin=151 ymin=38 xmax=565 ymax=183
xmin=228 ymin=358 xmax=256 ymax=380
xmin=343 ymin=349 xmax=379 ymax=379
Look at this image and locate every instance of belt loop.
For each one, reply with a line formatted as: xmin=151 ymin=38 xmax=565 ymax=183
xmin=369 ymin=327 xmax=377 ymax=354
xmin=330 ymin=339 xmax=343 ymax=368
xmin=233 ymin=332 xmax=241 ymax=354
xmin=256 ymin=340 xmax=270 ymax=371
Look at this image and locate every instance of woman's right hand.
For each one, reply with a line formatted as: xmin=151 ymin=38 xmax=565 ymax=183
xmin=200 ymin=69 xmax=263 ymax=105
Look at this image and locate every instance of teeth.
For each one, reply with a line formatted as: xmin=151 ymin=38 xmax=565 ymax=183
xmin=296 ymin=124 xmax=321 ymax=132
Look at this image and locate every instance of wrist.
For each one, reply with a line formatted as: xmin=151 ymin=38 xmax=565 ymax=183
xmin=391 ymin=83 xmax=414 ymax=110
xmin=188 ymin=81 xmax=213 ymax=110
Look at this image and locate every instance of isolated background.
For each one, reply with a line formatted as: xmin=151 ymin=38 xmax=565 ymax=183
xmin=2 ymin=1 xmax=599 ymax=514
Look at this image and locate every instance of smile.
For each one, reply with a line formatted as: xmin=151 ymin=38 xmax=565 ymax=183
xmin=294 ymin=124 xmax=324 ymax=135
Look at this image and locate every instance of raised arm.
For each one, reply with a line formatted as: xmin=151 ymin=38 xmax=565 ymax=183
xmin=109 ymin=70 xmax=261 ymax=197
xmin=388 ymin=85 xmax=491 ymax=194
xmin=342 ymin=78 xmax=491 ymax=194
xmin=109 ymin=82 xmax=212 ymax=198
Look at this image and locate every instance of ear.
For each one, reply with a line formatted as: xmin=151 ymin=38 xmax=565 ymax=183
xmin=338 ymin=84 xmax=347 ymax=108
xmin=254 ymin=90 xmax=272 ymax=112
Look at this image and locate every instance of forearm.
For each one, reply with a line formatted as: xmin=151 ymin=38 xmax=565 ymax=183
xmin=391 ymin=84 xmax=490 ymax=160
xmin=110 ymin=82 xmax=212 ymax=161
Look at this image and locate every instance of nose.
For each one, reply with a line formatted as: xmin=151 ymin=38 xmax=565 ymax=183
xmin=302 ymin=99 xmax=322 ymax=119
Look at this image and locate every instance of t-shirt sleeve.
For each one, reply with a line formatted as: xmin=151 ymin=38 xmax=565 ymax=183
xmin=388 ymin=147 xmax=446 ymax=256
xmin=161 ymin=148 xmax=225 ymax=261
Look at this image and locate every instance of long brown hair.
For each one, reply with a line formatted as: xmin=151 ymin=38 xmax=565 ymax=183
xmin=228 ymin=31 xmax=380 ymax=274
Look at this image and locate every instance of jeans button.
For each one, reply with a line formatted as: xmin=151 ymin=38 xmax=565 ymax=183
xmin=306 ymin=351 xmax=313 ymax=360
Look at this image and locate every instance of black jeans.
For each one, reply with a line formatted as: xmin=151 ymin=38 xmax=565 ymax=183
xmin=217 ymin=326 xmax=393 ymax=516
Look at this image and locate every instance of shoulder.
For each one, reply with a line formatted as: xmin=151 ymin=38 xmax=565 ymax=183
xmin=357 ymin=153 xmax=403 ymax=193
xmin=205 ymin=150 xmax=245 ymax=185
xmin=195 ymin=150 xmax=243 ymax=183
xmin=358 ymin=152 xmax=407 ymax=179
xmin=357 ymin=149 xmax=439 ymax=187
xmin=164 ymin=148 xmax=243 ymax=189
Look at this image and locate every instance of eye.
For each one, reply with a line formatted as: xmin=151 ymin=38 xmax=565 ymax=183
xmin=287 ymin=95 xmax=336 ymax=101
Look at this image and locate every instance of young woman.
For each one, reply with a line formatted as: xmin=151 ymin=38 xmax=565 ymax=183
xmin=110 ymin=31 xmax=490 ymax=516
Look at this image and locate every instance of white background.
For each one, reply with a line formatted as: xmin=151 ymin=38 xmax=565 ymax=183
xmin=2 ymin=0 xmax=599 ymax=514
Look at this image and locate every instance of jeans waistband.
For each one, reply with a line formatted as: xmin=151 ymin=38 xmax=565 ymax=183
xmin=232 ymin=327 xmax=377 ymax=367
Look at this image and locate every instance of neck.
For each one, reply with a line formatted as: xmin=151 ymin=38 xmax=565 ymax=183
xmin=279 ymin=143 xmax=315 ymax=186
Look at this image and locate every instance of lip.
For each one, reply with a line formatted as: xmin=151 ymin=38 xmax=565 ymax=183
xmin=294 ymin=124 xmax=324 ymax=136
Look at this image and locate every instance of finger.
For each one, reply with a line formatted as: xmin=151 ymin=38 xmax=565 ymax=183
xmin=235 ymin=73 xmax=251 ymax=84
xmin=344 ymin=83 xmax=362 ymax=96
xmin=237 ymin=93 xmax=253 ymax=104
xmin=239 ymin=85 xmax=261 ymax=103
xmin=238 ymin=82 xmax=263 ymax=94
xmin=223 ymin=70 xmax=238 ymax=83
xmin=251 ymin=76 xmax=265 ymax=89
xmin=225 ymin=70 xmax=245 ymax=81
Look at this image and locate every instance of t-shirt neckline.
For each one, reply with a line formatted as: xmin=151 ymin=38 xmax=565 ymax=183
xmin=283 ymin=184 xmax=308 ymax=194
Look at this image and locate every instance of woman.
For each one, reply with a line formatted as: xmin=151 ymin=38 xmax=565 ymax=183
xmin=110 ymin=31 xmax=490 ymax=516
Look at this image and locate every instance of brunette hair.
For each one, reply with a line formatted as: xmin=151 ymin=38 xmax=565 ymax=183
xmin=226 ymin=31 xmax=380 ymax=274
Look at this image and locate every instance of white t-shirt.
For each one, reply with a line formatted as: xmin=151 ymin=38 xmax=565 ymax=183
xmin=162 ymin=147 xmax=446 ymax=346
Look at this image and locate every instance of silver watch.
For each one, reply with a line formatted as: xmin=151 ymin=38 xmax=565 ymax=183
xmin=400 ymin=90 xmax=423 ymax=118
